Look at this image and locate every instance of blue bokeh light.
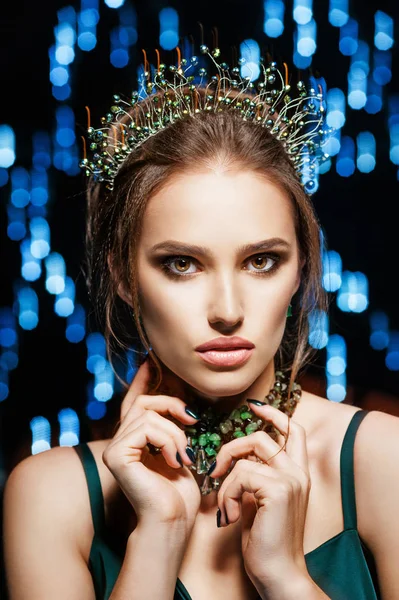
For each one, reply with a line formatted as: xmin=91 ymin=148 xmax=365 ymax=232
xmin=296 ymin=19 xmax=317 ymax=57
xmin=264 ymin=0 xmax=285 ymax=38
xmin=66 ymin=304 xmax=86 ymax=343
xmin=356 ymin=131 xmax=376 ymax=173
xmin=30 ymin=416 xmax=51 ymax=454
xmin=308 ymin=309 xmax=329 ymax=349
xmin=55 ymin=45 xmax=75 ymax=65
xmin=329 ymin=0 xmax=349 ymax=27
xmin=374 ymin=10 xmax=394 ymax=51
xmin=370 ymin=311 xmax=389 ymax=351
xmin=17 ymin=286 xmax=39 ymax=330
xmin=293 ymin=0 xmax=313 ymax=25
xmin=327 ymin=334 xmax=347 ymax=376
xmin=86 ymin=332 xmax=107 ymax=374
xmin=326 ymin=372 xmax=347 ymax=402
xmin=54 ymin=276 xmax=76 ymax=317
xmin=58 ymin=407 xmax=80 ymax=446
xmin=365 ymin=79 xmax=383 ymax=114
xmin=326 ymin=88 xmax=346 ymax=129
xmin=0 ymin=350 xmax=19 ymax=371
xmin=105 ymin=0 xmax=125 ymax=7
xmin=336 ymin=135 xmax=355 ymax=177
xmin=159 ymin=8 xmax=179 ymax=51
xmin=339 ymin=18 xmax=358 ymax=55
xmin=94 ymin=362 xmax=114 ymax=401
xmin=322 ymin=250 xmax=342 ymax=291
xmin=110 ymin=48 xmax=129 ymax=68
xmin=0 ymin=308 xmax=17 ymax=348
xmin=0 ymin=125 xmax=16 ymax=168
xmin=373 ymin=49 xmax=392 ymax=86
xmin=50 ymin=66 xmax=69 ymax=86
xmin=78 ymin=31 xmax=96 ymax=51
xmin=240 ymin=39 xmax=261 ymax=81
xmin=386 ymin=332 xmax=399 ymax=370
xmin=44 ymin=252 xmax=66 ymax=294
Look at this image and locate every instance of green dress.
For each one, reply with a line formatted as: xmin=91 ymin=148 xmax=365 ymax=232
xmin=74 ymin=409 xmax=380 ymax=600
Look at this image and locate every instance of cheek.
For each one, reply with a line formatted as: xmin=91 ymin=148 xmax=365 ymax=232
xmin=138 ymin=278 xmax=189 ymax=345
xmin=255 ymin=269 xmax=296 ymax=314
xmin=252 ymin=272 xmax=296 ymax=342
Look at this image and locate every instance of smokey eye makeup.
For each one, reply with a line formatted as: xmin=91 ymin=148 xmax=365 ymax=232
xmin=157 ymin=252 xmax=282 ymax=280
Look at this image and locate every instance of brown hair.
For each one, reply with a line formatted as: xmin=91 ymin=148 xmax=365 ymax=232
xmin=84 ymin=87 xmax=329 ymax=401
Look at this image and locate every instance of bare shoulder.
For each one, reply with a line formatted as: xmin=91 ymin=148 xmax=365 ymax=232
xmin=4 ymin=445 xmax=95 ymax=554
xmin=300 ymin=390 xmax=399 ymax=552
xmin=346 ymin=407 xmax=399 ymax=545
xmin=302 ymin=389 xmax=399 ymax=456
xmin=5 ymin=440 xmax=119 ymax=551
xmin=293 ymin=389 xmax=365 ymax=457
xmin=338 ymin=404 xmax=399 ymax=597
xmin=2 ymin=443 xmax=111 ymax=599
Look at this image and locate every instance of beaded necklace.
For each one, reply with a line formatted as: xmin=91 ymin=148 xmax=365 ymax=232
xmin=184 ymin=370 xmax=302 ymax=495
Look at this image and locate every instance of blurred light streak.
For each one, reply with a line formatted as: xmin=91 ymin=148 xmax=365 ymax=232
xmin=58 ymin=407 xmax=80 ymax=446
xmin=0 ymin=125 xmax=16 ymax=168
xmin=264 ymin=0 xmax=285 ymax=38
xmin=159 ymin=7 xmax=179 ymax=50
xmin=30 ymin=416 xmax=52 ymax=454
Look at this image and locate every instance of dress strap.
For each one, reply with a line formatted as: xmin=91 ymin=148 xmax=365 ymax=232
xmin=340 ymin=409 xmax=370 ymax=531
xmin=74 ymin=442 xmax=106 ymax=536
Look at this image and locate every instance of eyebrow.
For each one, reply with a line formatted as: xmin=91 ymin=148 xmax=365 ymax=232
xmin=148 ymin=237 xmax=291 ymax=257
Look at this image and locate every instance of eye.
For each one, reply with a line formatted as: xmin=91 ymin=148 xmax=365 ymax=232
xmin=246 ymin=255 xmax=278 ymax=273
xmin=160 ymin=256 xmax=198 ymax=276
xmin=159 ymin=253 xmax=280 ymax=279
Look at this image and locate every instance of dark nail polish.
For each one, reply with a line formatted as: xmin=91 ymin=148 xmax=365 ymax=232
xmin=185 ymin=406 xmax=200 ymax=419
xmin=216 ymin=507 xmax=221 ymax=528
xmin=225 ymin=510 xmax=229 ymax=525
xmin=247 ymin=398 xmax=266 ymax=406
xmin=176 ymin=451 xmax=184 ymax=467
xmin=207 ymin=459 xmax=217 ymax=476
xmin=185 ymin=446 xmax=196 ymax=464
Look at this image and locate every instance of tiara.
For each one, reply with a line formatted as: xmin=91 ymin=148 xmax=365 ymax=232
xmin=79 ymin=45 xmax=334 ymax=194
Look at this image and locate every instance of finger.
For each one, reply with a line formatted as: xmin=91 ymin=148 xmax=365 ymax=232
xmin=120 ymin=358 xmax=152 ymax=422
xmin=218 ymin=460 xmax=281 ymax=526
xmin=120 ymin=409 xmax=195 ymax=467
xmin=246 ymin=402 xmax=309 ymax=472
xmin=209 ymin=430 xmax=292 ymax=479
xmin=117 ymin=392 xmax=199 ymax=438
xmin=104 ymin=414 xmax=191 ymax=471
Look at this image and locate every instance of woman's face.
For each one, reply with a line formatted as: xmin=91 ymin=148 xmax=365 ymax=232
xmin=135 ymin=168 xmax=303 ymax=411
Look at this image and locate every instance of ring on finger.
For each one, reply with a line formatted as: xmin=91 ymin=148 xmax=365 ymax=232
xmin=147 ymin=443 xmax=162 ymax=455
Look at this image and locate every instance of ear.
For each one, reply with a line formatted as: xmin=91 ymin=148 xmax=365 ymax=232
xmin=107 ymin=253 xmax=133 ymax=307
xmin=117 ymin=282 xmax=134 ymax=307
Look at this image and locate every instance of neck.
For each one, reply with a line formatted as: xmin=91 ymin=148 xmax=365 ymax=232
xmin=156 ymin=359 xmax=277 ymax=418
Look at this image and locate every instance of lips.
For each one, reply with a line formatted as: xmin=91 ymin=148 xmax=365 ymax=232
xmin=195 ymin=336 xmax=255 ymax=352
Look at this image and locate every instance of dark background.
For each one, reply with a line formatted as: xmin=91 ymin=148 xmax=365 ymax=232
xmin=1 ymin=0 xmax=399 ymax=594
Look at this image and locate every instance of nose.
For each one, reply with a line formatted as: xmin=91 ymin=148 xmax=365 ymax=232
xmin=207 ymin=273 xmax=244 ymax=328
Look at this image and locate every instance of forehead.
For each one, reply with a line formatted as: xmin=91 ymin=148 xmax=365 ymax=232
xmin=141 ymin=169 xmax=296 ymax=245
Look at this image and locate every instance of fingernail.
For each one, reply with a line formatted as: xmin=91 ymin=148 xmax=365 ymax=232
xmin=185 ymin=446 xmax=196 ymax=464
xmin=176 ymin=451 xmax=184 ymax=467
xmin=216 ymin=507 xmax=221 ymax=528
xmin=225 ymin=510 xmax=229 ymax=525
xmin=185 ymin=406 xmax=200 ymax=419
xmin=247 ymin=398 xmax=267 ymax=406
xmin=207 ymin=459 xmax=217 ymax=476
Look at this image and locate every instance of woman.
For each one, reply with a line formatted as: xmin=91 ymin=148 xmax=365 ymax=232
xmin=3 ymin=46 xmax=399 ymax=600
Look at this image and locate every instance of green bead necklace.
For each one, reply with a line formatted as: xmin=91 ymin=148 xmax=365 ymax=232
xmin=184 ymin=370 xmax=302 ymax=495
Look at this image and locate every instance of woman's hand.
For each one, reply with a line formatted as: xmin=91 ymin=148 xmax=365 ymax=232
xmin=102 ymin=358 xmax=202 ymax=533
xmin=209 ymin=402 xmax=312 ymax=592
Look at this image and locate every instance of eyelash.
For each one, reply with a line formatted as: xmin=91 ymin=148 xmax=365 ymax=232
xmin=159 ymin=253 xmax=281 ymax=280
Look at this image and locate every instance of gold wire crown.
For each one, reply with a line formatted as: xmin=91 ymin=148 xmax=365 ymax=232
xmin=80 ymin=44 xmax=334 ymax=194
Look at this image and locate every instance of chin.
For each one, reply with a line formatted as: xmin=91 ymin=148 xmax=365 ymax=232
xmin=184 ymin=367 xmax=260 ymax=397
